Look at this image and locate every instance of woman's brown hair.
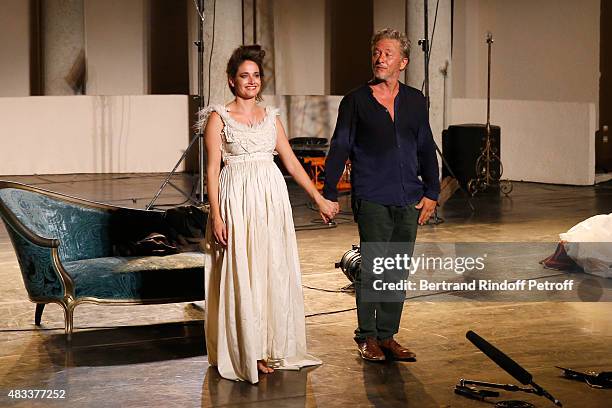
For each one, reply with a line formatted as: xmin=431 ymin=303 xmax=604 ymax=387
xmin=226 ymin=45 xmax=266 ymax=101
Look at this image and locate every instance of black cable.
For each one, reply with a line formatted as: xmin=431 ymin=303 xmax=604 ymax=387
xmin=428 ymin=0 xmax=440 ymax=69
xmin=294 ymin=217 xmax=352 ymax=232
xmin=304 ymin=201 xmax=353 ymax=218
xmin=302 ymin=284 xmax=352 ymax=293
xmin=303 ymin=272 xmax=571 ymax=318
xmin=0 ymin=273 xmax=572 ymax=329
xmin=191 ymin=0 xmax=204 ymax=20
xmin=294 ymin=223 xmax=337 ymax=231
xmin=290 ymin=199 xmax=353 ymax=231
xmin=306 ymin=306 xmax=356 ymax=318
xmin=421 ymin=0 xmax=440 ymax=93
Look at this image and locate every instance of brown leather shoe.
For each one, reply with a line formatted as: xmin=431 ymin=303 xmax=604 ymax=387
xmin=355 ymin=337 xmax=386 ymax=361
xmin=378 ymin=338 xmax=417 ymax=361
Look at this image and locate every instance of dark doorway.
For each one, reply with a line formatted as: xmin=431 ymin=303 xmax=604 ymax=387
xmin=149 ymin=0 xmax=190 ymax=95
xmin=329 ymin=0 xmax=373 ymax=95
xmin=598 ymin=0 xmax=612 ymax=172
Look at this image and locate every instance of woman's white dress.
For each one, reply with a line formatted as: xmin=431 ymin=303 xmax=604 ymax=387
xmin=198 ymin=104 xmax=321 ymax=384
xmin=560 ymin=213 xmax=612 ymax=279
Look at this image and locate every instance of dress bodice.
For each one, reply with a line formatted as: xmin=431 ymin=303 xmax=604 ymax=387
xmin=197 ymin=104 xmax=279 ymax=158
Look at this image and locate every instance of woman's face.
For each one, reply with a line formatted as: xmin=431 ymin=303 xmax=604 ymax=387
xmin=230 ymin=60 xmax=261 ymax=99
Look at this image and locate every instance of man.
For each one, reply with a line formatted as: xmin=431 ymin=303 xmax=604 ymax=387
xmin=323 ymin=28 xmax=440 ymax=362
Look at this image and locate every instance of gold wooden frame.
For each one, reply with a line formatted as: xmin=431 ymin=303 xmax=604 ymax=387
xmin=0 ymin=180 xmax=204 ymax=339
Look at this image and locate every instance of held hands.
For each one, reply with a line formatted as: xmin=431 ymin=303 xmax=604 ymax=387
xmin=212 ymin=215 xmax=228 ymax=247
xmin=415 ymin=196 xmax=437 ymax=225
xmin=317 ymin=197 xmax=339 ymax=223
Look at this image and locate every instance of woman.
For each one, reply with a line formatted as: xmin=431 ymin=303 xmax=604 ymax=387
xmin=198 ymin=45 xmax=337 ymax=384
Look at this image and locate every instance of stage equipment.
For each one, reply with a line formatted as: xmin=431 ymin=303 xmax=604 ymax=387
xmin=556 ymin=366 xmax=612 ymax=389
xmin=466 ymin=32 xmax=512 ymax=197
xmin=455 ymin=330 xmax=562 ymax=407
xmin=304 ymin=157 xmax=351 ymax=192
xmin=416 ymin=0 xmax=474 ymax=223
xmin=289 ymin=137 xmax=328 ymax=160
xmin=287 ymin=136 xmax=350 ymax=191
xmin=284 ymin=136 xmax=328 ymax=176
xmin=147 ymin=0 xmax=207 ymax=209
xmin=442 ymin=124 xmax=500 ymax=188
xmin=335 ymin=245 xmax=361 ymax=283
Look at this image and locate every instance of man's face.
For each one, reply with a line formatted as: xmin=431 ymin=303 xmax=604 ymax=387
xmin=371 ymin=39 xmax=408 ymax=82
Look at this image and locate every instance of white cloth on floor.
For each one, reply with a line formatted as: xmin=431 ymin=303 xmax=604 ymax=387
xmin=198 ymin=104 xmax=321 ymax=384
xmin=560 ymin=213 xmax=612 ymax=279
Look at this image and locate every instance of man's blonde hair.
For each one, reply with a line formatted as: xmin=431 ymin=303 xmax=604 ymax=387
xmin=371 ymin=28 xmax=411 ymax=60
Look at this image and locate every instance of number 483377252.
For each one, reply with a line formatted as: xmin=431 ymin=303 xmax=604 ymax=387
xmin=7 ymin=389 xmax=66 ymax=399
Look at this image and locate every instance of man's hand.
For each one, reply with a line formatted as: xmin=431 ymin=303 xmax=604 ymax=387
xmin=415 ymin=197 xmax=437 ymax=225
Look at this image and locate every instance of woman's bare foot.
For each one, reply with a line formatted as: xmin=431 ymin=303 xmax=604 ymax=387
xmin=257 ymin=360 xmax=274 ymax=374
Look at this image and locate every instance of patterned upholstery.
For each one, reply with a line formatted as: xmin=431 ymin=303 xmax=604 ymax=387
xmin=0 ymin=183 xmax=205 ymax=304
xmin=64 ymin=253 xmax=205 ymax=300
xmin=0 ymin=188 xmax=164 ymax=262
xmin=3 ymin=222 xmax=64 ymax=299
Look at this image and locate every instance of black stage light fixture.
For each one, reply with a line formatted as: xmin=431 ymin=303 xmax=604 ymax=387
xmin=335 ymin=245 xmax=360 ymax=283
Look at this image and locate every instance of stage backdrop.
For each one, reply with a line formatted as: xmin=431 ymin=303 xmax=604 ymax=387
xmin=0 ymin=94 xmax=597 ymax=185
xmin=0 ymin=95 xmax=190 ymax=175
xmin=450 ymin=98 xmax=597 ymax=186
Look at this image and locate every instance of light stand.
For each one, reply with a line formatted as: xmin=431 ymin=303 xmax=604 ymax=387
xmin=417 ymin=0 xmax=475 ymax=224
xmin=147 ymin=0 xmax=207 ymax=210
xmin=466 ymin=32 xmax=513 ymax=196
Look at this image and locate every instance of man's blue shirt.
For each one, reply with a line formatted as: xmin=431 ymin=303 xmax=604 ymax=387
xmin=323 ymin=82 xmax=440 ymax=206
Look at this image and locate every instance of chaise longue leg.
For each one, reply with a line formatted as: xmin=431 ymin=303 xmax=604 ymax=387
xmin=63 ymin=303 xmax=75 ymax=340
xmin=35 ymin=303 xmax=45 ymax=326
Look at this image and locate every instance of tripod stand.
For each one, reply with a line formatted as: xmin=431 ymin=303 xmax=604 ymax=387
xmin=147 ymin=0 xmax=207 ymax=210
xmin=467 ymin=32 xmax=513 ymax=197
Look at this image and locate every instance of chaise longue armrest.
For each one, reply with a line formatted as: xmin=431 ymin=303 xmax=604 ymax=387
xmin=0 ymin=200 xmax=59 ymax=248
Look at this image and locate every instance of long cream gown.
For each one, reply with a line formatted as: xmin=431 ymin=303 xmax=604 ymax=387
xmin=198 ymin=104 xmax=321 ymax=384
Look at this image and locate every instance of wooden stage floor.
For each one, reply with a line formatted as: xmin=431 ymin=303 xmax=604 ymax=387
xmin=0 ymin=174 xmax=611 ymax=407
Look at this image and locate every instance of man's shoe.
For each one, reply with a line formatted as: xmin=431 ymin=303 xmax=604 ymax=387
xmin=355 ymin=337 xmax=386 ymax=361
xmin=378 ymin=338 xmax=417 ymax=361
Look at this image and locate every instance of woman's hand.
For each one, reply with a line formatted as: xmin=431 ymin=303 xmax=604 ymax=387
xmin=316 ymin=197 xmax=339 ymax=223
xmin=212 ymin=215 xmax=228 ymax=246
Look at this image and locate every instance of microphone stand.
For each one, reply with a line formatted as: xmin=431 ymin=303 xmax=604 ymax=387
xmin=458 ymin=331 xmax=563 ymax=407
xmin=417 ymin=0 xmax=475 ymax=226
xmin=455 ymin=378 xmax=562 ymax=407
xmin=147 ymin=0 xmax=207 ymax=209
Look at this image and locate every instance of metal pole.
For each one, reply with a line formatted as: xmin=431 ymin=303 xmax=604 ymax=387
xmin=486 ymin=32 xmax=491 ymax=126
xmin=146 ymin=0 xmax=208 ymax=209
xmin=423 ymin=0 xmax=430 ymax=111
xmin=197 ymin=0 xmax=205 ymax=204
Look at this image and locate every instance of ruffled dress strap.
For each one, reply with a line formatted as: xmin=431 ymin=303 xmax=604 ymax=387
xmin=195 ymin=104 xmax=227 ymax=133
xmin=266 ymin=105 xmax=280 ymax=116
xmin=266 ymin=105 xmax=281 ymax=122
